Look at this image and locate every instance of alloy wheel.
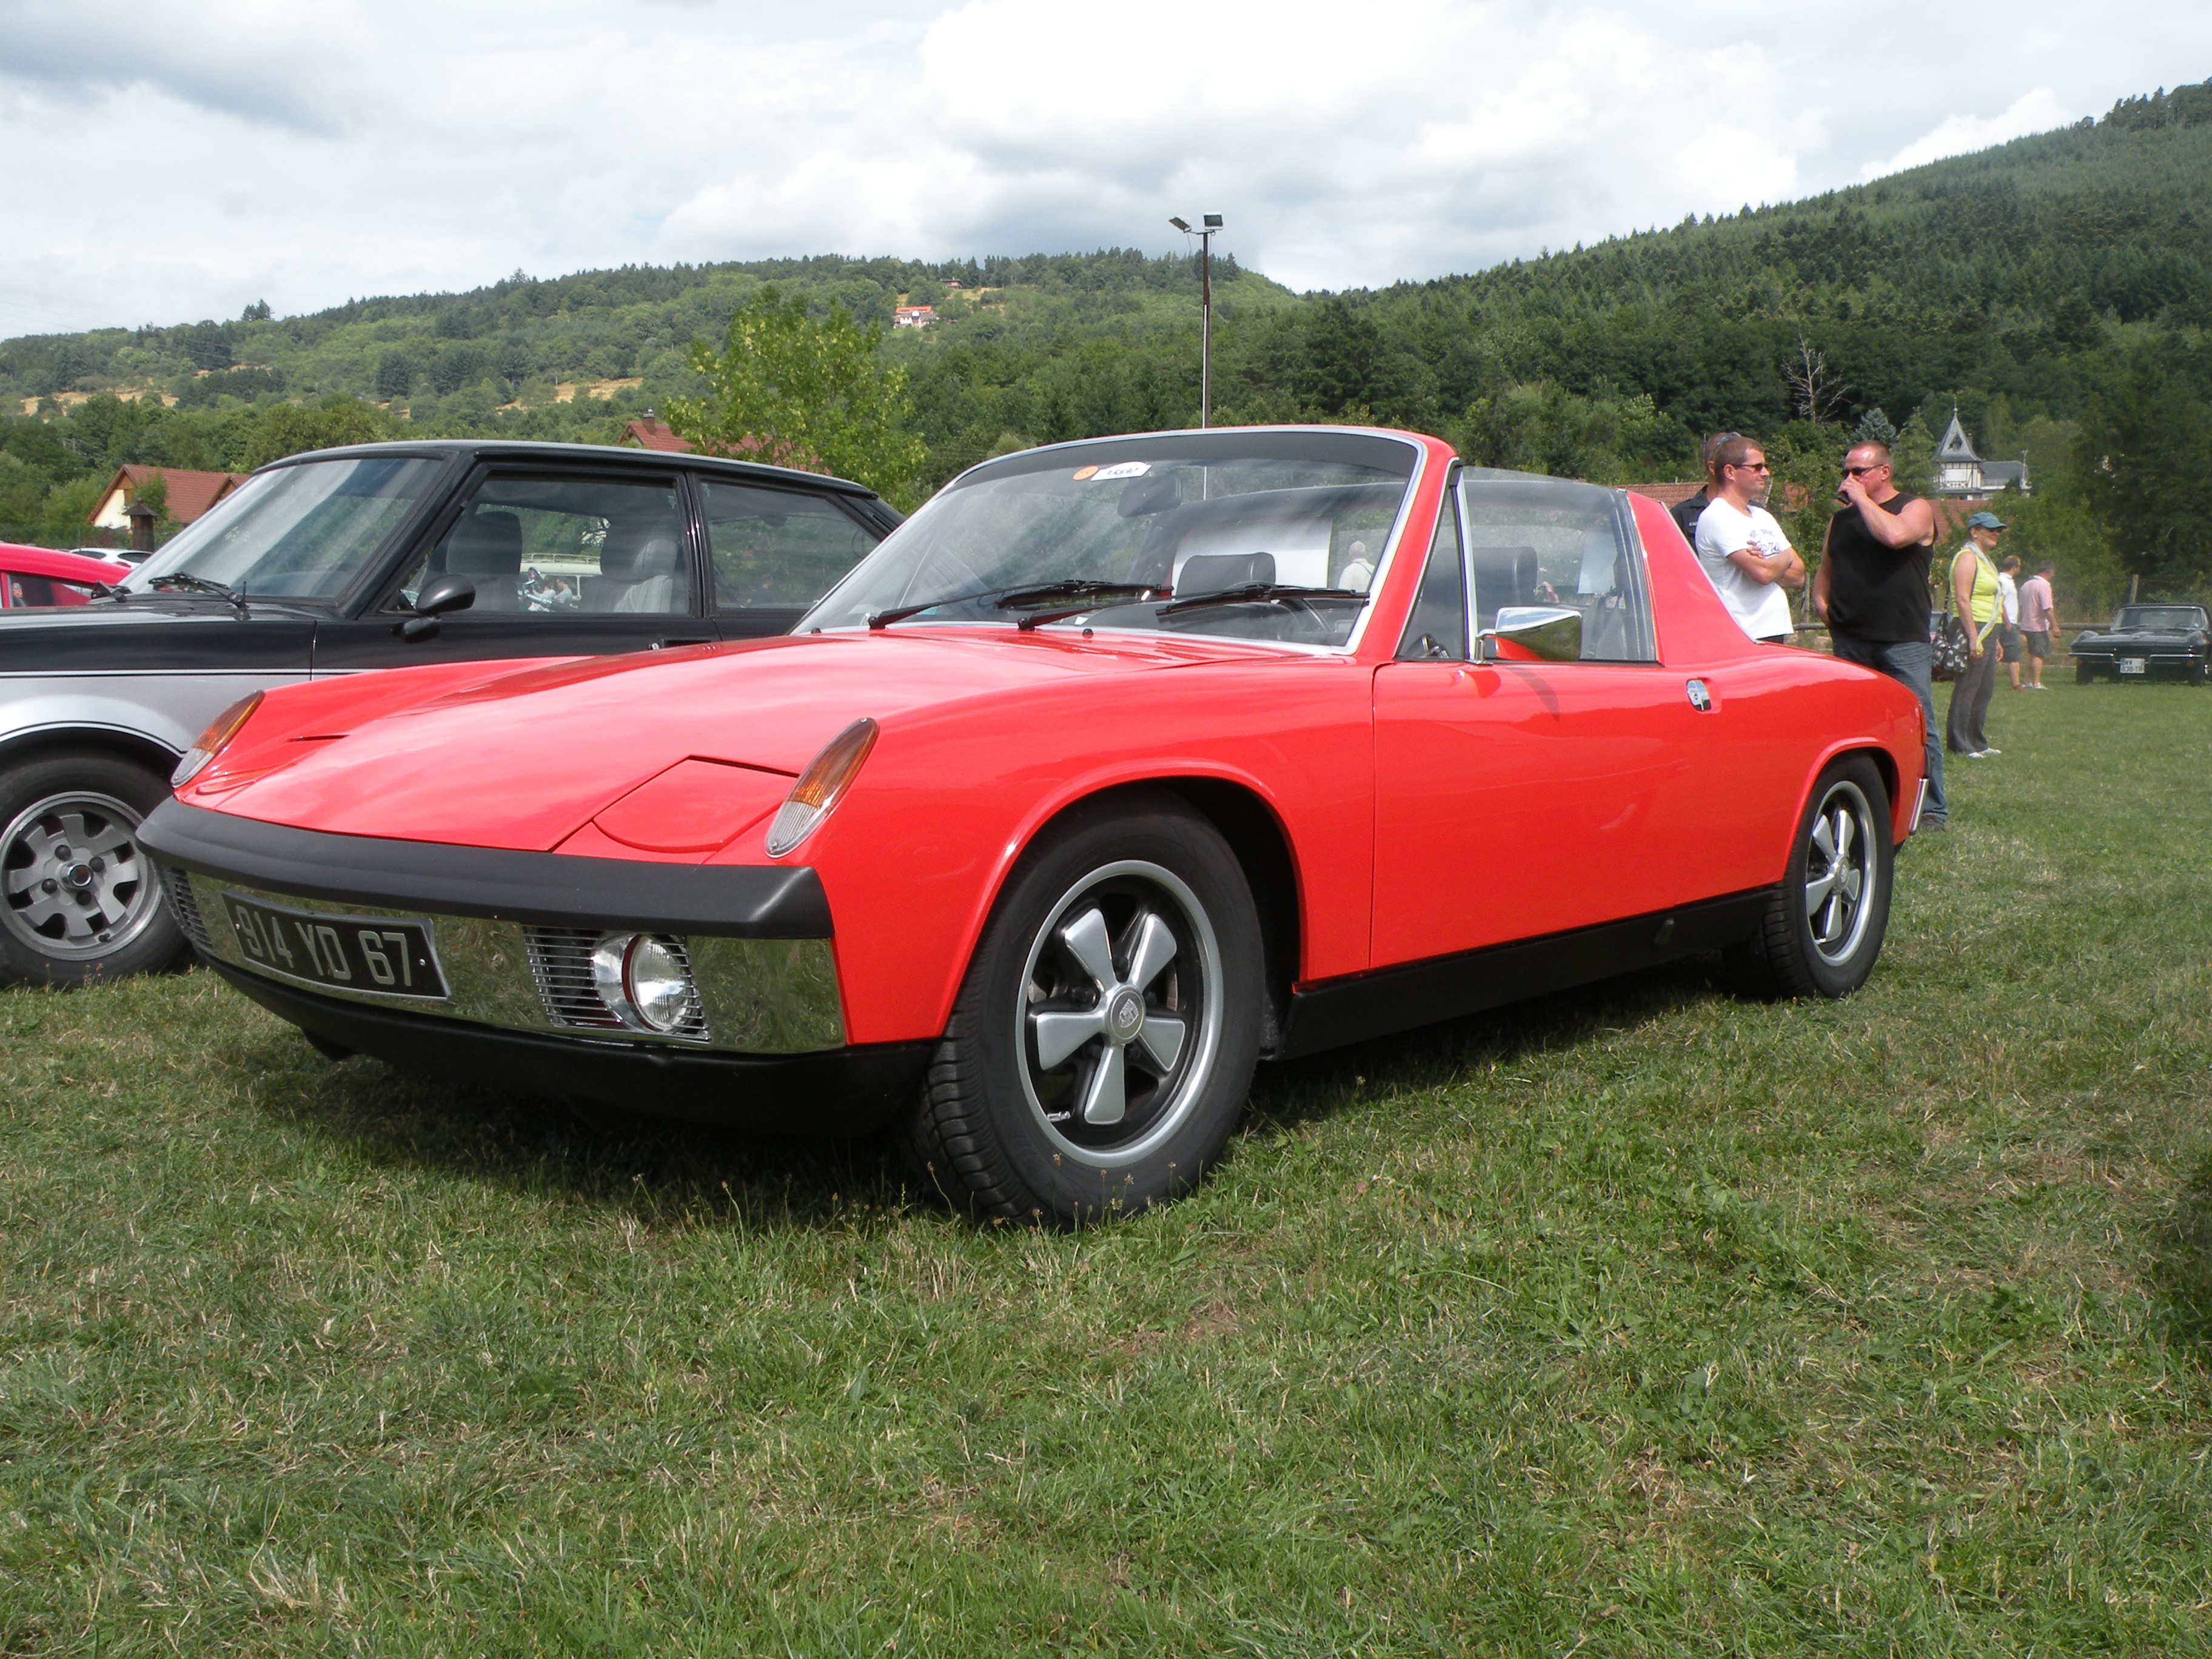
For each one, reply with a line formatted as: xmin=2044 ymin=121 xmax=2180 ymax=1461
xmin=1803 ymin=779 xmax=1875 ymax=967
xmin=1 ymin=791 xmax=163 ymax=962
xmin=1015 ymin=859 xmax=1224 ymax=1167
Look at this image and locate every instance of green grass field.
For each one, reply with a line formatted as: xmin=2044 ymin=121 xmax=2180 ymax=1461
xmin=5 ymin=677 xmax=2210 ymax=1656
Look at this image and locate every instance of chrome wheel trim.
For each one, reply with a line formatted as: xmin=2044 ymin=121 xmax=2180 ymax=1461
xmin=1803 ymin=779 xmax=1876 ymax=968
xmin=1014 ymin=859 xmax=1224 ymax=1169
xmin=0 ymin=789 xmax=164 ymax=962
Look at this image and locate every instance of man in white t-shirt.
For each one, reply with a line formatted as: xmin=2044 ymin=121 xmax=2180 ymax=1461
xmin=1694 ymin=435 xmax=1805 ymax=643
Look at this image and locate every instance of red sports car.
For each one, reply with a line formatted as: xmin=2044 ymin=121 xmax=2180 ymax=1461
xmin=0 ymin=543 xmax=129 ymax=608
xmin=141 ymin=427 xmax=1923 ymax=1222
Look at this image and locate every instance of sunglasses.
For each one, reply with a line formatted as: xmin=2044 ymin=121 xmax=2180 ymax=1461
xmin=1842 ymin=463 xmax=1887 ymax=477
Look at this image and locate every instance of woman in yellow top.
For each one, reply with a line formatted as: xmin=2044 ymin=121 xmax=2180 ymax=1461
xmin=1946 ymin=510 xmax=2007 ymax=759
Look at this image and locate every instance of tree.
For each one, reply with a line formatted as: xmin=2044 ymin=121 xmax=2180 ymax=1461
xmin=374 ymin=351 xmax=418 ymax=401
xmin=2073 ymin=352 xmax=2212 ymax=595
xmin=664 ymin=286 xmax=926 ymax=507
xmin=1783 ymin=333 xmax=1851 ymax=423
xmin=1849 ymin=407 xmax=1897 ymax=449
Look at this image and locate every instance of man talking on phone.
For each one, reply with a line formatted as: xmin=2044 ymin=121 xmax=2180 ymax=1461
xmin=1810 ymin=440 xmax=1945 ymax=830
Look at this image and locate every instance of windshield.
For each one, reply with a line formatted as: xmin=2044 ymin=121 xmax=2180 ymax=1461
xmin=124 ymin=455 xmax=444 ymax=601
xmin=799 ymin=431 xmax=1418 ymax=648
xmin=2113 ymin=606 xmax=2206 ymax=631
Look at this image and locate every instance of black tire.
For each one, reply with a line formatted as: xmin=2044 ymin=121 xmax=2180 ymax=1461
xmin=2076 ymin=663 xmax=2097 ymax=685
xmin=901 ymin=790 xmax=1264 ymax=1225
xmin=2188 ymin=664 xmax=2207 ymax=687
xmin=0 ymin=752 xmax=183 ymax=988
xmin=1724 ymin=755 xmax=1893 ymax=1001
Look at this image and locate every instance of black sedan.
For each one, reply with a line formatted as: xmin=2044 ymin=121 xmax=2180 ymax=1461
xmin=2072 ymin=603 xmax=2210 ymax=685
xmin=0 ymin=438 xmax=898 ymax=986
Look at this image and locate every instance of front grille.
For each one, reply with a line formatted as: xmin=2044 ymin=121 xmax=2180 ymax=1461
xmin=163 ymin=867 xmax=212 ymax=950
xmin=523 ymin=927 xmax=628 ymax=1029
xmin=522 ymin=927 xmax=709 ymax=1041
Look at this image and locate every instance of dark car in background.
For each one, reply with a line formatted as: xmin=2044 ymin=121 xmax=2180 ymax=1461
xmin=2071 ymin=603 xmax=2210 ymax=685
xmin=0 ymin=439 xmax=899 ymax=987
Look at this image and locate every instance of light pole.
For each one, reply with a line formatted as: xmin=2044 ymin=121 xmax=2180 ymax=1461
xmin=1170 ymin=213 xmax=1223 ymax=427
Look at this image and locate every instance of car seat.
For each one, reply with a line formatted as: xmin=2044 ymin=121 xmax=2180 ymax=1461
xmin=446 ymin=511 xmax=524 ymax=610
xmin=589 ymin=523 xmax=685 ymax=612
xmin=1176 ymin=551 xmax=1275 ymax=595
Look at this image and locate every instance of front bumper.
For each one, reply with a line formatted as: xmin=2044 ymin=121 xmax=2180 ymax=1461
xmin=141 ymin=800 xmax=928 ymax=1131
xmin=204 ymin=956 xmax=930 ymax=1133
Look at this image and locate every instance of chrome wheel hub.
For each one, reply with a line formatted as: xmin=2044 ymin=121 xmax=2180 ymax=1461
xmin=1804 ymin=780 xmax=1874 ymax=967
xmin=1017 ymin=859 xmax=1222 ymax=1166
xmin=1 ymin=791 xmax=161 ymax=961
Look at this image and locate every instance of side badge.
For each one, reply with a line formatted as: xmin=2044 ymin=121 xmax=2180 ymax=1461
xmin=1685 ymin=678 xmax=1713 ymax=712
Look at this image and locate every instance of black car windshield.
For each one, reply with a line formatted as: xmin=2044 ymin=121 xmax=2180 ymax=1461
xmin=799 ymin=431 xmax=1418 ymax=648
xmin=122 ymin=455 xmax=444 ymax=602
xmin=2112 ymin=606 xmax=2207 ymax=631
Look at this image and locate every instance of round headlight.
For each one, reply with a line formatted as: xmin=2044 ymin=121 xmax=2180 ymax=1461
xmin=589 ymin=932 xmax=699 ymax=1033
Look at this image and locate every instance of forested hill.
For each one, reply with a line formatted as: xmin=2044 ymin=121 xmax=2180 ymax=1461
xmin=4 ymin=76 xmax=2209 ymax=595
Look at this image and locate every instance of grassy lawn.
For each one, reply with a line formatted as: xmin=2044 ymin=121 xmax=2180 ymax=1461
xmin=4 ymin=676 xmax=2211 ymax=1656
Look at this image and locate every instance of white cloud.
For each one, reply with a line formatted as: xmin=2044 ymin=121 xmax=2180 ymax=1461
xmin=0 ymin=0 xmax=2206 ymax=330
xmin=1860 ymin=87 xmax=2077 ymax=181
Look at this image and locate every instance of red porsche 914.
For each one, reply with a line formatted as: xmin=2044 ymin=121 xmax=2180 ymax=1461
xmin=141 ymin=427 xmax=1924 ymax=1223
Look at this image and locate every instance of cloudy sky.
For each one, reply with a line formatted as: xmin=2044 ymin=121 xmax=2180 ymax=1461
xmin=1 ymin=0 xmax=2205 ymax=335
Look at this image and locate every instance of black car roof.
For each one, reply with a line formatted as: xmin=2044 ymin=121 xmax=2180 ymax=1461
xmin=256 ymin=438 xmax=883 ymax=500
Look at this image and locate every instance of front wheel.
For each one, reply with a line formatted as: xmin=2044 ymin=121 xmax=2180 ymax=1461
xmin=1725 ymin=756 xmax=1893 ymax=1000
xmin=901 ymin=791 xmax=1264 ymax=1225
xmin=2076 ymin=663 xmax=2098 ymax=685
xmin=0 ymin=752 xmax=183 ymax=987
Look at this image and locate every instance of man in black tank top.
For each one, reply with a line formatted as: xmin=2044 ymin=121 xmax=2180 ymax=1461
xmin=1811 ymin=441 xmax=1945 ymax=829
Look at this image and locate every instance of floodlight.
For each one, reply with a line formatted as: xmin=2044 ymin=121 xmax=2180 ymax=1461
xmin=1202 ymin=213 xmax=1222 ymax=229
xmin=1168 ymin=216 xmax=1190 ymax=232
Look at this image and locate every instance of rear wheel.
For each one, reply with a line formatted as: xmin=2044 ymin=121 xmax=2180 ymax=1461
xmin=902 ymin=791 xmax=1264 ymax=1225
xmin=0 ymin=753 xmax=182 ymax=987
xmin=1726 ymin=756 xmax=1892 ymax=1001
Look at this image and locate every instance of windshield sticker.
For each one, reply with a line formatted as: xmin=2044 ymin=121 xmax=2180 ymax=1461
xmin=1088 ymin=462 xmax=1150 ymax=481
xmin=1070 ymin=466 xmax=1099 ymax=481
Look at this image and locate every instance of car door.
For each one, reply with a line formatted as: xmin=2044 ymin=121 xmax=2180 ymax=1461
xmin=1370 ymin=473 xmax=1714 ymax=968
xmin=310 ymin=462 xmax=714 ymax=674
xmin=696 ymin=476 xmax=889 ymax=640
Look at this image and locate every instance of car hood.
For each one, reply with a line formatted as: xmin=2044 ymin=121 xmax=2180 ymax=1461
xmin=192 ymin=628 xmax=1278 ymax=851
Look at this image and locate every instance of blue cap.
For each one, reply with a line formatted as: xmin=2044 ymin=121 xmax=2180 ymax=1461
xmin=1966 ymin=511 xmax=2007 ymax=531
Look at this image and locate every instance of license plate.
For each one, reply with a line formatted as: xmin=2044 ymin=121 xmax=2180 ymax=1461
xmin=2120 ymin=657 xmax=2147 ymax=674
xmin=222 ymin=893 xmax=447 ymax=999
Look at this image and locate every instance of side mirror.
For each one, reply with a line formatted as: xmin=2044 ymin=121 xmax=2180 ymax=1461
xmin=1481 ymin=605 xmax=1581 ymax=663
xmin=398 ymin=573 xmax=476 ymax=642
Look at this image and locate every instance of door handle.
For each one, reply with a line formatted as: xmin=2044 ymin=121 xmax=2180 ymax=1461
xmin=1685 ymin=678 xmax=1714 ymax=711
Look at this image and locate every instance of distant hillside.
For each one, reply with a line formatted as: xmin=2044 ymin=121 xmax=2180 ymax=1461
xmin=4 ymin=76 xmax=2208 ymax=595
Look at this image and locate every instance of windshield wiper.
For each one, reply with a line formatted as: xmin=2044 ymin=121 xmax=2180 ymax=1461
xmin=148 ymin=572 xmax=249 ymax=618
xmin=868 ymin=579 xmax=1155 ymax=629
xmin=1156 ymin=582 xmax=1368 ymax=618
xmin=1008 ymin=582 xmax=1163 ymax=631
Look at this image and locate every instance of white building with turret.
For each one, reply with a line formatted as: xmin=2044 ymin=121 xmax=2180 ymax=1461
xmin=1932 ymin=408 xmax=2030 ymax=497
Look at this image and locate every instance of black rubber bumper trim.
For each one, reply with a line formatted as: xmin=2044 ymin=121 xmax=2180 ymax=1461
xmin=204 ymin=955 xmax=928 ymax=1133
xmin=1279 ymin=888 xmax=1771 ymax=1058
xmin=141 ymin=799 xmax=830 ymax=938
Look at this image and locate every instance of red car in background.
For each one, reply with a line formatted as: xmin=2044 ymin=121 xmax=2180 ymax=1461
xmin=0 ymin=544 xmax=129 ymax=609
xmin=142 ymin=426 xmax=1925 ymax=1224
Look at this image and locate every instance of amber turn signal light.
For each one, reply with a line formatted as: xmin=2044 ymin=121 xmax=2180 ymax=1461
xmin=765 ymin=717 xmax=878 ymax=856
xmin=172 ymin=691 xmax=265 ymax=787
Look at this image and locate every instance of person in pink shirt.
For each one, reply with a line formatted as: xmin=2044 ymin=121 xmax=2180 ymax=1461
xmin=2017 ymin=561 xmax=2056 ymax=689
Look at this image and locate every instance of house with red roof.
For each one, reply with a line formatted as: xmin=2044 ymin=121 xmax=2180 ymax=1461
xmin=620 ymin=414 xmax=694 ymax=454
xmin=87 ymin=466 xmax=246 ymax=532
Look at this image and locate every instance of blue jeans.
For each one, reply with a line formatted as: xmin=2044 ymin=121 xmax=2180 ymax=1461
xmin=1831 ymin=632 xmax=1946 ymax=824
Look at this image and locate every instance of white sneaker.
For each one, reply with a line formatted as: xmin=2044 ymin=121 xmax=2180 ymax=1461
xmin=1977 ymin=748 xmax=2002 ymax=757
